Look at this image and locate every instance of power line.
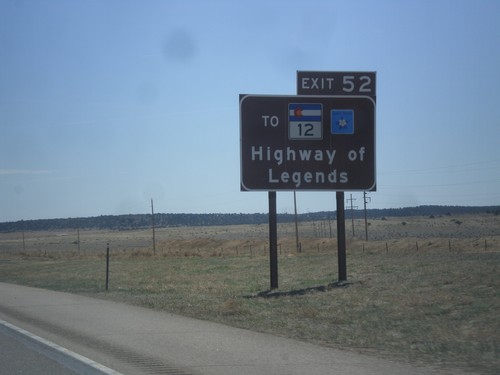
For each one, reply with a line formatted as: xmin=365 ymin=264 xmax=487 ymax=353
xmin=379 ymin=158 xmax=500 ymax=175
xmin=380 ymin=178 xmax=500 ymax=189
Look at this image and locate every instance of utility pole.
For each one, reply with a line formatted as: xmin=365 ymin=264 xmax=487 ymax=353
xmin=363 ymin=192 xmax=371 ymax=241
xmin=21 ymin=220 xmax=26 ymax=253
xmin=347 ymin=194 xmax=358 ymax=237
xmin=151 ymin=198 xmax=156 ymax=255
xmin=328 ymin=215 xmax=333 ymax=238
xmin=77 ymin=223 xmax=81 ymax=252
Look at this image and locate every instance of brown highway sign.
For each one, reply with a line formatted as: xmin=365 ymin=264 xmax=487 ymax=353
xmin=240 ymin=94 xmax=375 ymax=191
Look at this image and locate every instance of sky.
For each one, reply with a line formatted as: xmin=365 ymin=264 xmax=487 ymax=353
xmin=1 ymin=0 xmax=500 ymax=222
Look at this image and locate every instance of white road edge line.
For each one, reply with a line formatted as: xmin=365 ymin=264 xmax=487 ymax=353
xmin=0 ymin=319 xmax=125 ymax=375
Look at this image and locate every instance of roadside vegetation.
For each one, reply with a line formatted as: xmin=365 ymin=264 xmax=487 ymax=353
xmin=1 ymin=213 xmax=499 ymax=374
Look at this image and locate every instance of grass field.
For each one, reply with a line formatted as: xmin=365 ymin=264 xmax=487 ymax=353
xmin=1 ymin=213 xmax=499 ymax=374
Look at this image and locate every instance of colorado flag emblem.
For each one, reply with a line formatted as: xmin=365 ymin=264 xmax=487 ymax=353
xmin=288 ymin=103 xmax=323 ymax=140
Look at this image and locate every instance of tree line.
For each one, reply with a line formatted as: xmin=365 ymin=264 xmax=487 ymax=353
xmin=1 ymin=205 xmax=498 ymax=233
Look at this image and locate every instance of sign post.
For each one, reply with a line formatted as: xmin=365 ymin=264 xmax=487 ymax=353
xmin=336 ymin=192 xmax=347 ymax=281
xmin=268 ymin=191 xmax=278 ymax=289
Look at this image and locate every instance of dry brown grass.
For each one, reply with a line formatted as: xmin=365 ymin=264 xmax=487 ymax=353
xmin=1 ymin=212 xmax=498 ymax=257
xmin=1 ymin=213 xmax=499 ymax=374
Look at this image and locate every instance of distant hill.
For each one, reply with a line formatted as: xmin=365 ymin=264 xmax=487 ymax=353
xmin=0 ymin=205 xmax=498 ymax=233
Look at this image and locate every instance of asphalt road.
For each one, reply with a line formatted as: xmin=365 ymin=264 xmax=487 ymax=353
xmin=0 ymin=327 xmax=79 ymax=375
xmin=0 ymin=282 xmax=467 ymax=375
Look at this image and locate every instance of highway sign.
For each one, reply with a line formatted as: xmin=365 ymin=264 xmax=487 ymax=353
xmin=297 ymin=71 xmax=376 ymax=98
xmin=240 ymin=94 xmax=375 ymax=191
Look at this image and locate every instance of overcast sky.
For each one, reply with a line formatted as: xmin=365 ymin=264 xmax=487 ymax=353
xmin=1 ymin=0 xmax=499 ymax=222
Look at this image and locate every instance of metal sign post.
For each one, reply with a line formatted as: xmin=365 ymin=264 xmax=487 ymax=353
xmin=336 ymin=192 xmax=347 ymax=281
xmin=268 ymin=191 xmax=278 ymax=289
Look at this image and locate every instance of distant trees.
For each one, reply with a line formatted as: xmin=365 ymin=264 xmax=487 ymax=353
xmin=1 ymin=205 xmax=499 ymax=233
